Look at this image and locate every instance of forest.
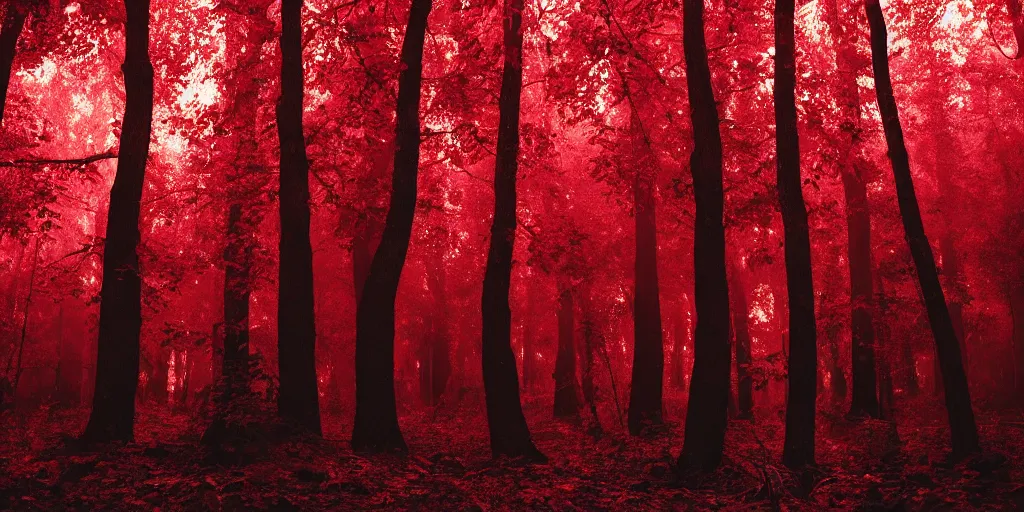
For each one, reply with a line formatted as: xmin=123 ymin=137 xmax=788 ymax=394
xmin=0 ymin=0 xmax=1023 ymax=509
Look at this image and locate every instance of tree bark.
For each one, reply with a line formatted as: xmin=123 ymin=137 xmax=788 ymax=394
xmin=627 ymin=109 xmax=664 ymax=435
xmin=730 ymin=260 xmax=753 ymax=420
xmin=875 ymin=272 xmax=895 ymax=420
xmin=352 ymin=0 xmax=431 ymax=453
xmin=828 ymin=1 xmax=879 ymax=413
xmin=481 ymin=0 xmax=543 ymax=460
xmin=277 ymin=0 xmax=321 ymax=435
xmin=776 ymin=0 xmax=817 ymax=469
xmin=553 ymin=283 xmax=580 ymax=419
xmin=0 ymin=0 xmax=28 ymax=124
xmin=865 ymin=0 xmax=979 ymax=458
xmin=420 ymin=260 xmax=451 ymax=406
xmin=678 ymin=0 xmax=731 ymax=474
xmin=81 ymin=0 xmax=153 ymax=443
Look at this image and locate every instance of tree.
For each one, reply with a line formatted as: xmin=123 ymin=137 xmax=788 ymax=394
xmin=0 ymin=1 xmax=30 ymax=123
xmin=553 ymin=283 xmax=580 ymax=419
xmin=730 ymin=257 xmax=753 ymax=420
xmin=626 ymin=101 xmax=665 ymax=436
xmin=678 ymin=0 xmax=731 ymax=474
xmin=204 ymin=3 xmax=274 ymax=445
xmin=481 ymin=0 xmax=544 ymax=461
xmin=776 ymin=0 xmax=816 ymax=468
xmin=278 ymin=0 xmax=321 ymax=436
xmin=352 ymin=0 xmax=431 ymax=453
xmin=81 ymin=0 xmax=154 ymax=443
xmin=864 ymin=0 xmax=979 ymax=458
xmin=824 ymin=0 xmax=878 ymax=420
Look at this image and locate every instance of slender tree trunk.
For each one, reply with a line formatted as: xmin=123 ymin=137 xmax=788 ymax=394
xmin=12 ymin=237 xmax=39 ymax=400
xmin=578 ymin=287 xmax=600 ymax=430
xmin=220 ymin=204 xmax=252 ymax=394
xmin=0 ymin=1 xmax=27 ymax=124
xmin=776 ymin=0 xmax=817 ymax=468
xmin=277 ymin=0 xmax=321 ymax=435
xmin=420 ymin=260 xmax=451 ymax=406
xmin=730 ymin=259 xmax=753 ymax=420
xmin=481 ymin=0 xmax=543 ymax=461
xmin=875 ymin=272 xmax=895 ymax=420
xmin=844 ymin=162 xmax=878 ymax=419
xmin=834 ymin=30 xmax=879 ymax=417
xmin=865 ymin=0 xmax=979 ymax=458
xmin=554 ymin=283 xmax=580 ymax=419
xmin=150 ymin=347 xmax=169 ymax=405
xmin=352 ymin=0 xmax=431 ymax=453
xmin=678 ymin=0 xmax=731 ymax=474
xmin=81 ymin=0 xmax=153 ymax=443
xmin=627 ymin=110 xmax=665 ymax=435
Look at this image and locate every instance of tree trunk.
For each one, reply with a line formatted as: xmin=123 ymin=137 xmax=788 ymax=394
xmin=150 ymin=347 xmax=169 ymax=405
xmin=420 ymin=260 xmax=451 ymax=406
xmin=865 ymin=0 xmax=979 ymax=458
xmin=554 ymin=283 xmax=580 ymax=419
xmin=277 ymin=0 xmax=321 ymax=435
xmin=11 ymin=237 xmax=38 ymax=400
xmin=776 ymin=0 xmax=817 ymax=469
xmin=81 ymin=0 xmax=153 ymax=443
xmin=678 ymin=0 xmax=731 ymax=474
xmin=481 ymin=0 xmax=543 ymax=461
xmin=578 ymin=287 xmax=600 ymax=430
xmin=875 ymin=273 xmax=895 ymax=420
xmin=730 ymin=260 xmax=753 ymax=420
xmin=0 ymin=1 xmax=27 ymax=124
xmin=844 ymin=163 xmax=878 ymax=419
xmin=220 ymin=204 xmax=252 ymax=396
xmin=352 ymin=0 xmax=431 ymax=453
xmin=627 ymin=110 xmax=664 ymax=435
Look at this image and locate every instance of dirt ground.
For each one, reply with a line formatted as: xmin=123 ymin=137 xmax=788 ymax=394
xmin=1 ymin=394 xmax=1021 ymax=510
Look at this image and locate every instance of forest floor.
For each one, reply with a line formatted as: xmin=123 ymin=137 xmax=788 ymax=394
xmin=1 ymin=393 xmax=1022 ymax=510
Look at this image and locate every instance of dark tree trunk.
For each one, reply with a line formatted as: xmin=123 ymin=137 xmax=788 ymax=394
xmin=627 ymin=111 xmax=664 ymax=435
xmin=844 ymin=164 xmax=878 ymax=419
xmin=81 ymin=0 xmax=153 ymax=444
xmin=865 ymin=0 xmax=979 ymax=458
xmin=730 ymin=260 xmax=753 ymax=420
xmin=0 ymin=1 xmax=28 ymax=124
xmin=220 ymin=204 xmax=252 ymax=396
xmin=277 ymin=0 xmax=321 ymax=435
xmin=420 ymin=261 xmax=451 ymax=406
xmin=776 ymin=0 xmax=817 ymax=469
xmin=875 ymin=273 xmax=895 ymax=420
xmin=829 ymin=0 xmax=879 ymax=414
xmin=149 ymin=347 xmax=169 ymax=405
xmin=678 ymin=0 xmax=731 ymax=474
xmin=521 ymin=282 xmax=536 ymax=392
xmin=206 ymin=15 xmax=272 ymax=445
xmin=671 ymin=316 xmax=686 ymax=391
xmin=578 ymin=288 xmax=600 ymax=430
xmin=352 ymin=0 xmax=431 ymax=453
xmin=352 ymin=218 xmax=377 ymax=307
xmin=481 ymin=0 xmax=543 ymax=461
xmin=554 ymin=284 xmax=580 ymax=419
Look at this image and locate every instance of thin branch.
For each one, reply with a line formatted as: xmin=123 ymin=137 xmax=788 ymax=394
xmin=0 ymin=151 xmax=118 ymax=168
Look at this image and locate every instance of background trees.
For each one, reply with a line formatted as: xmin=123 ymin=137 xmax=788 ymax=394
xmin=0 ymin=0 xmax=1017 ymax=473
